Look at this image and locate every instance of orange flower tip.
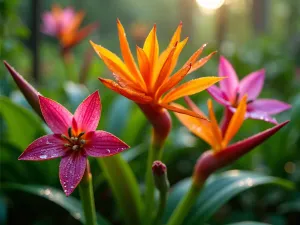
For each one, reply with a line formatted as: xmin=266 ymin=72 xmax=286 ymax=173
xmin=179 ymin=21 xmax=183 ymax=26
xmin=116 ymin=18 xmax=121 ymax=24
xmin=153 ymin=23 xmax=157 ymax=30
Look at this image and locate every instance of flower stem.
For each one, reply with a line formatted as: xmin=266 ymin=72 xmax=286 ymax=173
xmin=154 ymin=189 xmax=168 ymax=225
xmin=166 ymin=182 xmax=203 ymax=225
xmin=144 ymin=138 xmax=164 ymax=224
xmin=221 ymin=107 xmax=233 ymax=135
xmin=78 ymin=160 xmax=98 ymax=225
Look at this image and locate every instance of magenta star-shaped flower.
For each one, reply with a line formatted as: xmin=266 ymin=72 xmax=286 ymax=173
xmin=19 ymin=91 xmax=129 ymax=196
xmin=207 ymin=56 xmax=291 ymax=123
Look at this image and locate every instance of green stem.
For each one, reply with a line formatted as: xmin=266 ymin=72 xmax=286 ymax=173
xmin=166 ymin=182 xmax=203 ymax=225
xmin=154 ymin=190 xmax=168 ymax=225
xmin=98 ymin=154 xmax=142 ymax=225
xmin=79 ymin=161 xmax=98 ymax=225
xmin=144 ymin=136 xmax=164 ymax=224
xmin=62 ymin=50 xmax=75 ymax=81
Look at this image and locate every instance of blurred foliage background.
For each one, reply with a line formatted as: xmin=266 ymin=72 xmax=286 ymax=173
xmin=1 ymin=0 xmax=300 ymax=224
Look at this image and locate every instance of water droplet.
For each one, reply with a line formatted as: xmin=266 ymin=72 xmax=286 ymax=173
xmin=40 ymin=155 xmax=47 ymax=159
xmin=106 ymin=149 xmax=111 ymax=153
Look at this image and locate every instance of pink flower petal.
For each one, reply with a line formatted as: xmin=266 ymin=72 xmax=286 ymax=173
xmin=74 ymin=91 xmax=101 ymax=133
xmin=248 ymin=99 xmax=291 ymax=115
xmin=84 ymin=131 xmax=129 ymax=157
xmin=18 ymin=134 xmax=66 ymax=161
xmin=238 ymin=69 xmax=265 ymax=101
xmin=39 ymin=96 xmax=73 ymax=134
xmin=218 ymin=56 xmax=239 ymax=101
xmin=59 ymin=152 xmax=87 ymax=196
xmin=60 ymin=8 xmax=75 ymax=30
xmin=207 ymin=85 xmax=230 ymax=106
xmin=41 ymin=12 xmax=57 ymax=36
xmin=245 ymin=110 xmax=278 ymax=124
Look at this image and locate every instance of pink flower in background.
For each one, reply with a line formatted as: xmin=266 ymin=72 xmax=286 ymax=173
xmin=19 ymin=91 xmax=129 ymax=196
xmin=41 ymin=5 xmax=98 ymax=51
xmin=207 ymin=56 xmax=291 ymax=123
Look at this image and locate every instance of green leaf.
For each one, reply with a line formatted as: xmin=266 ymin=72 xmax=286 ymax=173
xmin=1 ymin=183 xmax=110 ymax=225
xmin=225 ymin=222 xmax=271 ymax=225
xmin=164 ymin=170 xmax=295 ymax=225
xmin=0 ymin=97 xmax=45 ymax=149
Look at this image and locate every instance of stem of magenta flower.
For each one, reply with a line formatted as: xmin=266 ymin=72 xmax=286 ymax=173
xmin=154 ymin=189 xmax=168 ymax=225
xmin=78 ymin=160 xmax=98 ymax=225
xmin=220 ymin=107 xmax=233 ymax=135
xmin=62 ymin=50 xmax=76 ymax=81
xmin=166 ymin=181 xmax=203 ymax=225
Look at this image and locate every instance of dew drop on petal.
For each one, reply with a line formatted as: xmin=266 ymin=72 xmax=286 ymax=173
xmin=40 ymin=155 xmax=47 ymax=159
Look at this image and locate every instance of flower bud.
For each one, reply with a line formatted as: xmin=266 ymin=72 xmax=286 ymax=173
xmin=3 ymin=61 xmax=43 ymax=119
xmin=192 ymin=120 xmax=289 ymax=186
xmin=152 ymin=160 xmax=169 ymax=193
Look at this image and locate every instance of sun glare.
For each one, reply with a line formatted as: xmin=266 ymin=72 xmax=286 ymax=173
xmin=196 ymin=0 xmax=225 ymax=10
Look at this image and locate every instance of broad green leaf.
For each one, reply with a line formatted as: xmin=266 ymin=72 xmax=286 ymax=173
xmin=164 ymin=170 xmax=295 ymax=225
xmin=1 ymin=183 xmax=110 ymax=225
xmin=0 ymin=97 xmax=45 ymax=149
xmin=225 ymin=222 xmax=271 ymax=225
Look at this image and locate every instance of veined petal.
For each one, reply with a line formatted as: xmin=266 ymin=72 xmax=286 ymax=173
xmin=162 ymin=77 xmax=223 ymax=103
xmin=155 ymin=64 xmax=192 ymax=99
xmin=99 ymin=78 xmax=152 ymax=104
xmin=184 ymin=96 xmax=207 ymax=119
xmin=136 ymin=46 xmax=151 ymax=86
xmin=207 ymin=85 xmax=229 ymax=106
xmin=207 ymin=100 xmax=223 ymax=151
xmin=238 ymin=69 xmax=265 ymax=101
xmin=248 ymin=99 xmax=291 ymax=115
xmin=159 ymin=103 xmax=208 ymax=120
xmin=39 ymin=96 xmax=72 ymax=134
xmin=90 ymin=41 xmax=141 ymax=89
xmin=84 ymin=131 xmax=129 ymax=157
xmin=74 ymin=91 xmax=101 ymax=133
xmin=188 ymin=51 xmax=217 ymax=74
xmin=59 ymin=152 xmax=87 ymax=196
xmin=172 ymin=103 xmax=214 ymax=145
xmin=18 ymin=134 xmax=66 ymax=161
xmin=168 ymin=21 xmax=182 ymax=48
xmin=143 ymin=24 xmax=159 ymax=70
xmin=117 ymin=19 xmax=146 ymax=89
xmin=219 ymin=56 xmax=239 ymax=101
xmin=222 ymin=95 xmax=247 ymax=147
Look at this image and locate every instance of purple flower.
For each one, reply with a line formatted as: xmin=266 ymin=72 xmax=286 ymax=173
xmin=207 ymin=56 xmax=291 ymax=123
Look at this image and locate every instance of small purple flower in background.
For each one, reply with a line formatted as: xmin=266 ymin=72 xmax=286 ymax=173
xmin=208 ymin=56 xmax=291 ymax=123
xmin=19 ymin=91 xmax=129 ymax=196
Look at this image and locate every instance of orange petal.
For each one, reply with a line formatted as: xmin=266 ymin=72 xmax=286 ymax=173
xmin=99 ymin=78 xmax=152 ymax=104
xmin=168 ymin=21 xmax=183 ymax=48
xmin=188 ymin=51 xmax=217 ymax=74
xmin=222 ymin=95 xmax=248 ymax=148
xmin=143 ymin=24 xmax=159 ymax=70
xmin=154 ymin=45 xmax=177 ymax=90
xmin=66 ymin=11 xmax=85 ymax=33
xmin=207 ymin=99 xmax=223 ymax=151
xmin=117 ymin=19 xmax=146 ymax=89
xmin=90 ymin=41 xmax=142 ymax=90
xmin=136 ymin=46 xmax=151 ymax=86
xmin=162 ymin=77 xmax=224 ymax=103
xmin=171 ymin=103 xmax=214 ymax=145
xmin=155 ymin=64 xmax=191 ymax=99
xmin=168 ymin=37 xmax=189 ymax=75
xmin=184 ymin=96 xmax=207 ymax=119
xmin=183 ymin=43 xmax=207 ymax=66
xmin=159 ymin=103 xmax=208 ymax=120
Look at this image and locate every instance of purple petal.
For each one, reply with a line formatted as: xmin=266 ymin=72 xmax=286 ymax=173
xmin=207 ymin=85 xmax=230 ymax=106
xmin=59 ymin=152 xmax=87 ymax=196
xmin=84 ymin=131 xmax=129 ymax=157
xmin=238 ymin=69 xmax=265 ymax=101
xmin=60 ymin=8 xmax=76 ymax=30
xmin=41 ymin=12 xmax=57 ymax=36
xmin=248 ymin=99 xmax=291 ymax=115
xmin=18 ymin=134 xmax=66 ymax=161
xmin=74 ymin=91 xmax=101 ymax=133
xmin=39 ymin=96 xmax=73 ymax=134
xmin=245 ymin=110 xmax=278 ymax=124
xmin=218 ymin=56 xmax=239 ymax=101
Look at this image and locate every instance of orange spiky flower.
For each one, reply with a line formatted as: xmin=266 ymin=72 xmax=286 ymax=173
xmin=91 ymin=19 xmax=222 ymax=145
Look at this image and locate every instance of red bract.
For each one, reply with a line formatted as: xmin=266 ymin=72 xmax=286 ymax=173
xmin=19 ymin=91 xmax=129 ymax=196
xmin=207 ymin=56 xmax=291 ymax=124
